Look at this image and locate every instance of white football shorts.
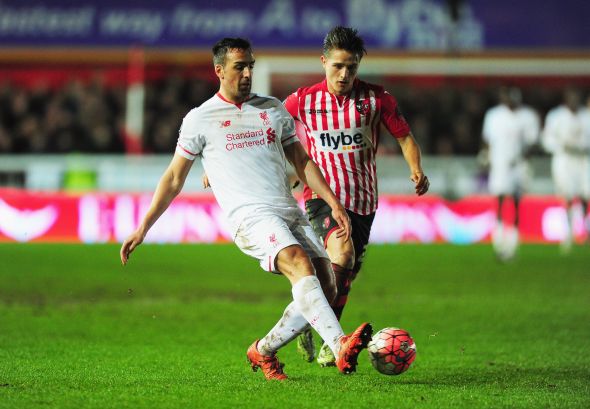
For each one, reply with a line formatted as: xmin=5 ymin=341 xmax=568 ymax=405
xmin=489 ymin=161 xmax=530 ymax=195
xmin=551 ymin=155 xmax=590 ymax=200
xmin=234 ymin=207 xmax=329 ymax=274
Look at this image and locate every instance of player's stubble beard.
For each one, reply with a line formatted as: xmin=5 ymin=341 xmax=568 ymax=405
xmin=237 ymin=80 xmax=251 ymax=101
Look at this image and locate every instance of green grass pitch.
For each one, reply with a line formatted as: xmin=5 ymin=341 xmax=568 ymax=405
xmin=0 ymin=243 xmax=589 ymax=408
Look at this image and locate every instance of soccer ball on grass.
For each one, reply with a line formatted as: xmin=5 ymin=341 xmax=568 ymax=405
xmin=367 ymin=327 xmax=416 ymax=375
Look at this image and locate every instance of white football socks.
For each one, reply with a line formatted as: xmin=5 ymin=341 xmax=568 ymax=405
xmin=291 ymin=275 xmax=344 ymax=355
xmin=257 ymin=302 xmax=309 ymax=356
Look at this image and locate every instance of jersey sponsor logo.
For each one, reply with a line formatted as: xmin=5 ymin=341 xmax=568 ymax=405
xmin=225 ymin=129 xmax=264 ymax=141
xmin=224 ymin=128 xmax=277 ymax=151
xmin=220 ymin=120 xmax=231 ymax=127
xmin=266 ymin=128 xmax=276 ymax=144
xmin=308 ymin=109 xmax=329 ymax=114
xmin=355 ymin=99 xmax=371 ymax=115
xmin=319 ymin=131 xmax=366 ymax=151
xmin=259 ymin=111 xmax=271 ymax=126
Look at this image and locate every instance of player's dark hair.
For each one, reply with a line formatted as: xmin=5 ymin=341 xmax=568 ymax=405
xmin=323 ymin=26 xmax=367 ymax=60
xmin=212 ymin=37 xmax=252 ymax=66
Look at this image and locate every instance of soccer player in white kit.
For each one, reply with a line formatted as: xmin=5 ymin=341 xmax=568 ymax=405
xmin=119 ymin=38 xmax=372 ymax=380
xmin=481 ymin=86 xmax=540 ymax=260
xmin=542 ymin=88 xmax=590 ymax=250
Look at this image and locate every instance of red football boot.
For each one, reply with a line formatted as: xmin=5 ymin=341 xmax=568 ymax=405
xmin=336 ymin=322 xmax=373 ymax=374
xmin=246 ymin=340 xmax=288 ymax=380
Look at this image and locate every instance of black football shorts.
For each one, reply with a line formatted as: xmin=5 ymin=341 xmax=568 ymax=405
xmin=305 ymin=198 xmax=375 ymax=277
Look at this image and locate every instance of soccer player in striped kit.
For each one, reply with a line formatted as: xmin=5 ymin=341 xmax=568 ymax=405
xmin=284 ymin=26 xmax=430 ymax=366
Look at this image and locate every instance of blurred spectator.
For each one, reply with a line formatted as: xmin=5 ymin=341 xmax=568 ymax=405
xmin=0 ymin=69 xmax=587 ymax=157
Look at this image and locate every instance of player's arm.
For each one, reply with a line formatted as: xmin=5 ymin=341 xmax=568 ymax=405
xmin=397 ymin=133 xmax=430 ymax=196
xmin=380 ymin=89 xmax=429 ymax=196
xmin=120 ymin=153 xmax=194 ymax=265
xmin=284 ymin=141 xmax=351 ymax=240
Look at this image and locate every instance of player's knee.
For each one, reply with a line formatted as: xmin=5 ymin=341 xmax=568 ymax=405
xmin=332 ymin=249 xmax=355 ymax=270
xmin=277 ymin=245 xmax=314 ymax=280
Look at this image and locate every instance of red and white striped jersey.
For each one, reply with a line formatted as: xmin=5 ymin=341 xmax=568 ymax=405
xmin=284 ymin=79 xmax=411 ymax=215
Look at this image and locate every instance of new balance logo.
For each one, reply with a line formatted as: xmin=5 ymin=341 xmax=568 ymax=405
xmin=319 ymin=131 xmax=365 ymax=150
xmin=220 ymin=120 xmax=231 ymax=127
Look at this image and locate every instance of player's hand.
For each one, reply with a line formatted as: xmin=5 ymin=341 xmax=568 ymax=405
xmin=411 ymin=171 xmax=429 ymax=196
xmin=331 ymin=204 xmax=351 ymax=241
xmin=202 ymin=173 xmax=210 ymax=189
xmin=120 ymin=230 xmax=145 ymax=266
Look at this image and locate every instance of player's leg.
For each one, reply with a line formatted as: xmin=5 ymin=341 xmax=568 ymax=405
xmin=497 ymin=194 xmax=505 ymax=224
xmin=513 ymin=191 xmax=521 ymax=228
xmin=297 ymin=199 xmax=354 ymax=363
xmin=489 ymin=164 xmax=506 ymax=225
xmin=237 ymin=215 xmax=320 ymax=379
xmin=294 ymin=256 xmax=336 ymax=362
xmin=287 ymin=211 xmax=372 ymax=373
xmin=317 ymin=210 xmax=375 ymax=366
xmin=306 ymin=202 xmax=376 ymax=366
xmin=313 ymin=234 xmax=356 ymax=367
xmin=326 ymin=235 xmax=355 ymax=319
xmin=253 ymin=257 xmax=334 ymax=373
xmin=275 ymin=244 xmax=372 ymax=374
xmin=275 ymin=245 xmax=344 ymax=351
xmin=553 ymin=156 xmax=574 ymax=252
xmin=239 ymin=213 xmax=370 ymax=377
xmin=304 ymin=198 xmax=356 ymax=317
xmin=505 ymin=192 xmax=520 ymax=260
xmin=490 ymin=165 xmax=513 ymax=259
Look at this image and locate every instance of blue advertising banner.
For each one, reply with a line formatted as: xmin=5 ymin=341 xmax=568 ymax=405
xmin=0 ymin=0 xmax=588 ymax=50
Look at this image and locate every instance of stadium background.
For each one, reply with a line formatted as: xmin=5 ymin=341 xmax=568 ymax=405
xmin=1 ymin=0 xmax=589 ymax=245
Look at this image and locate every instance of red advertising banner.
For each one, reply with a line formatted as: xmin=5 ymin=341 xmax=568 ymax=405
xmin=0 ymin=188 xmax=587 ymax=244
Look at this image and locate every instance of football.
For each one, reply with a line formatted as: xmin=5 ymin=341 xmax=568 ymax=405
xmin=367 ymin=327 xmax=416 ymax=375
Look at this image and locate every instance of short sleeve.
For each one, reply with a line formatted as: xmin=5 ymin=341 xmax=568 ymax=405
xmin=276 ymin=102 xmax=297 ymax=147
xmin=380 ymin=89 xmax=411 ymax=138
xmin=176 ymin=110 xmax=206 ymax=160
xmin=283 ymin=92 xmax=300 ymax=120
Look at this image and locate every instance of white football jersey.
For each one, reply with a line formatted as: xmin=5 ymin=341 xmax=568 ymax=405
xmin=483 ymin=104 xmax=539 ymax=166
xmin=176 ymin=93 xmax=299 ymax=235
xmin=542 ymin=105 xmax=590 ymax=157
